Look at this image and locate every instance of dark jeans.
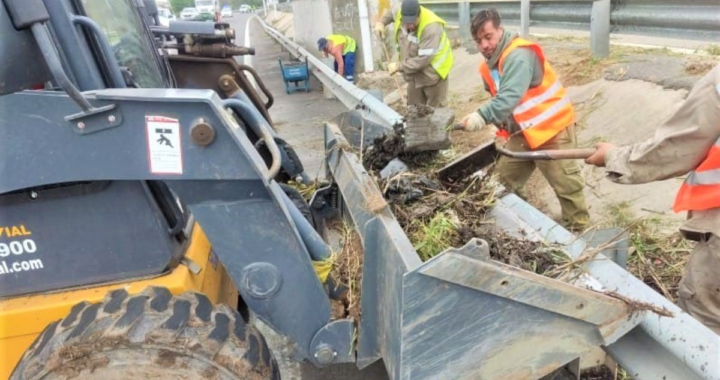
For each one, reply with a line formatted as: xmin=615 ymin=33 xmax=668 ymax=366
xmin=333 ymin=52 xmax=356 ymax=82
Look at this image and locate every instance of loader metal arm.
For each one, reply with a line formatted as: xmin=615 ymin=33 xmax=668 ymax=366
xmin=0 ymin=88 xmax=353 ymax=366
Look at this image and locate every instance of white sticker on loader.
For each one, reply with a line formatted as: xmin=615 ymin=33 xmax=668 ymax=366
xmin=146 ymin=116 xmax=183 ymax=175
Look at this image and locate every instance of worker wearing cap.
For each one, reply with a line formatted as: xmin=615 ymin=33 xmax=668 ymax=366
xmin=459 ymin=8 xmax=589 ymax=231
xmin=318 ymin=35 xmax=357 ymax=82
xmin=586 ymin=64 xmax=720 ymax=333
xmin=373 ymin=0 xmax=454 ymax=107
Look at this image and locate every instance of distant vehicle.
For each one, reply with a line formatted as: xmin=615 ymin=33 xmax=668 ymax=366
xmin=157 ymin=7 xmax=175 ymax=27
xmin=194 ymin=0 xmax=219 ymax=15
xmin=221 ymin=5 xmax=232 ymax=18
xmin=180 ymin=7 xmax=199 ymax=19
xmin=239 ymin=4 xmax=251 ymax=13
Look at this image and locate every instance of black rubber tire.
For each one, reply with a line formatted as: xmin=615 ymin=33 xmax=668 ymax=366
xmin=11 ymin=287 xmax=279 ymax=380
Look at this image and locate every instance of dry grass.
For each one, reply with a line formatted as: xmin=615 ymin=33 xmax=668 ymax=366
xmin=705 ymin=45 xmax=720 ymax=56
xmin=603 ymin=201 xmax=692 ymax=302
xmin=685 ymin=61 xmax=715 ymax=76
xmin=329 ymin=222 xmax=364 ymax=322
xmin=552 ymin=52 xmax=613 ymax=87
xmin=574 ymin=90 xmax=607 ymax=132
xmin=285 ymin=179 xmax=318 ymax=201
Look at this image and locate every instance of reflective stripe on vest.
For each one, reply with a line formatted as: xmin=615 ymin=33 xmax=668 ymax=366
xmin=393 ymin=6 xmax=454 ymax=80
xmin=327 ymin=35 xmax=356 ymax=55
xmin=673 ymin=138 xmax=720 ymax=212
xmin=479 ymin=38 xmax=575 ymax=149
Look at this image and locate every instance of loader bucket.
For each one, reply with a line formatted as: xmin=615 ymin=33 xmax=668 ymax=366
xmin=323 ymin=118 xmax=640 ymax=380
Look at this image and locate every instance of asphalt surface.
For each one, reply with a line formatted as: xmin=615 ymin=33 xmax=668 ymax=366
xmin=228 ymin=12 xmax=390 ymax=380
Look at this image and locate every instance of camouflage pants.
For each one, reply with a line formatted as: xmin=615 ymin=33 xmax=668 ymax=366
xmin=496 ymin=124 xmax=590 ymax=230
xmin=678 ymin=235 xmax=720 ymax=334
xmin=407 ymin=78 xmax=449 ymax=108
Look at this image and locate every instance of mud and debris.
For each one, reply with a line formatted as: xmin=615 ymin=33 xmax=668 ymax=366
xmin=405 ymin=103 xmax=434 ymax=118
xmin=362 ymin=105 xmax=453 ymax=171
xmin=359 ymin=126 xmax=577 ymax=271
xmin=480 ymin=230 xmax=566 ymax=274
xmin=579 ymin=365 xmax=617 ymax=380
xmin=541 ymin=364 xmax=620 ymax=380
xmin=362 ymin=131 xmax=443 ymax=171
xmin=378 ymin=163 xmax=573 ymax=270
xmin=329 ymin=224 xmax=364 ymax=323
xmin=362 ymin=125 xmax=406 ymax=170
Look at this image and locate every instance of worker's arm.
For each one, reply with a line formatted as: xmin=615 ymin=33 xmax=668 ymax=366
xmin=604 ymin=64 xmax=720 ymax=184
xmin=380 ymin=8 xmax=395 ymax=25
xmin=328 ymin=44 xmax=345 ymax=76
xmin=401 ymin=23 xmax=442 ymax=74
xmin=477 ymin=48 xmax=537 ymax=124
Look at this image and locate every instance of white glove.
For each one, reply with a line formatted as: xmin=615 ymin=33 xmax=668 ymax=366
xmin=387 ymin=62 xmax=400 ymax=75
xmin=374 ymin=22 xmax=386 ymax=39
xmin=460 ymin=112 xmax=486 ymax=132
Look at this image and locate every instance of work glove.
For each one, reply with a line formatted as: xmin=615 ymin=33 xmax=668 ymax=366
xmin=494 ymin=129 xmax=509 ymax=147
xmin=460 ymin=112 xmax=486 ymax=132
xmin=387 ymin=62 xmax=400 ymax=75
xmin=374 ymin=22 xmax=386 ymax=39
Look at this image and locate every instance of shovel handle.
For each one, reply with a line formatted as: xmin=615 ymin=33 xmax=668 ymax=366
xmin=544 ymin=148 xmax=596 ymax=160
xmin=497 ymin=147 xmax=596 ymax=160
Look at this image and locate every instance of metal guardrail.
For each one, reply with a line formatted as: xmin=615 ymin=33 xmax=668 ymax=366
xmin=425 ymin=0 xmax=720 ymax=53
xmin=258 ymin=17 xmax=403 ymax=132
xmin=449 ymin=0 xmax=612 ymax=57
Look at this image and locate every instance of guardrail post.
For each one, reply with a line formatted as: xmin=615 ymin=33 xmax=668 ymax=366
xmin=520 ymin=0 xmax=530 ymax=38
xmin=458 ymin=2 xmax=471 ymax=42
xmin=590 ymin=0 xmax=610 ymax=58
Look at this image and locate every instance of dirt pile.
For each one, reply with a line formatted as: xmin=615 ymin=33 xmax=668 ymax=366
xmin=356 ymin=71 xmax=403 ymax=94
xmin=356 ymin=71 xmax=407 ymax=113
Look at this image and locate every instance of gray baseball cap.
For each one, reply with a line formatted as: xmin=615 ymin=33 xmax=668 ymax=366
xmin=401 ymin=0 xmax=420 ymax=24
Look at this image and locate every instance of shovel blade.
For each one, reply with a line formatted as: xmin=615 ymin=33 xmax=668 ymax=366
xmin=437 ymin=141 xmax=497 ymax=182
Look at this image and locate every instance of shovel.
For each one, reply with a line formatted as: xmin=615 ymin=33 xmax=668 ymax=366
xmin=436 ymin=137 xmax=595 ymax=182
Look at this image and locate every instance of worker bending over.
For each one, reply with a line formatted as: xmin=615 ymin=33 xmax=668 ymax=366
xmin=317 ymin=35 xmax=357 ymax=82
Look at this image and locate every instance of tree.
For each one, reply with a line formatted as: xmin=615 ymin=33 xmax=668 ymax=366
xmin=169 ymin=0 xmax=195 ymax=13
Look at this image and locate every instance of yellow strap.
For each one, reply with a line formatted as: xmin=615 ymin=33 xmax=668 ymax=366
xmin=312 ymin=255 xmax=335 ymax=283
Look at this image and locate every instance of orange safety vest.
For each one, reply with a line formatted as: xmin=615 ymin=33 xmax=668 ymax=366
xmin=673 ymin=137 xmax=720 ymax=212
xmin=479 ymin=38 xmax=575 ymax=149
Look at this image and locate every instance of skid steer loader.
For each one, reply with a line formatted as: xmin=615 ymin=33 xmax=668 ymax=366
xmin=0 ymin=0 xmax=717 ymax=379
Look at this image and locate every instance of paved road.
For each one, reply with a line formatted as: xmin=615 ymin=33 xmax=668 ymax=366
xmin=228 ymin=13 xmax=391 ymax=380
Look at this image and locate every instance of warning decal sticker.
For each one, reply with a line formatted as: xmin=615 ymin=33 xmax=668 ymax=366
xmin=146 ymin=116 xmax=183 ymax=174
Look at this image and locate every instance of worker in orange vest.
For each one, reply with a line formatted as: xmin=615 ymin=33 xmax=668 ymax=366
xmin=458 ymin=8 xmax=589 ymax=231
xmin=586 ymin=64 xmax=720 ymax=333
